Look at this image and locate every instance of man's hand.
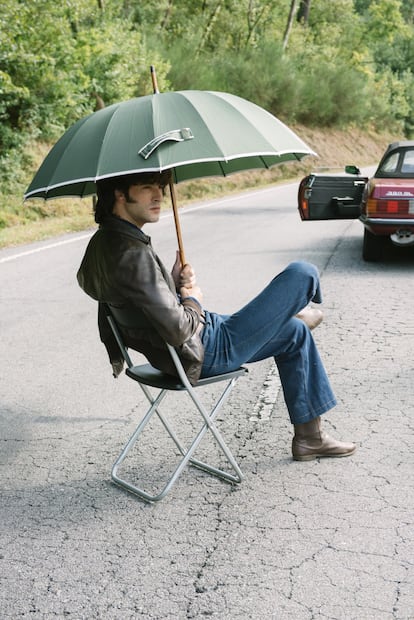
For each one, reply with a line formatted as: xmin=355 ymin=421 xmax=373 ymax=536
xmin=180 ymin=262 xmax=197 ymax=289
xmin=180 ymin=283 xmax=203 ymax=305
xmin=171 ymin=251 xmax=203 ymax=305
xmin=171 ymin=251 xmax=197 ymax=288
xmin=171 ymin=251 xmax=182 ymax=289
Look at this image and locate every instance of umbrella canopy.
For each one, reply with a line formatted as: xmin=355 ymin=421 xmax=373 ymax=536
xmin=24 ymin=90 xmax=316 ymax=200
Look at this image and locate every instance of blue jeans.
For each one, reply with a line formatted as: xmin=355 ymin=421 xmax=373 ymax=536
xmin=200 ymin=261 xmax=337 ymax=424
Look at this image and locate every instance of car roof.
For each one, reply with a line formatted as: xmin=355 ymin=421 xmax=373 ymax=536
xmin=384 ymin=141 xmax=414 ymax=154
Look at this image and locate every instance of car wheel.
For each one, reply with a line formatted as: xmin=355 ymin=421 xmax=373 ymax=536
xmin=362 ymin=228 xmax=384 ymax=261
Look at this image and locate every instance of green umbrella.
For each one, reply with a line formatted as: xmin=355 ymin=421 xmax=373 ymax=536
xmin=25 ymin=87 xmax=316 ymax=261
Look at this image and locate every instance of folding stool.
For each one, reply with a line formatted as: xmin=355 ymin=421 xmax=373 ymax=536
xmin=104 ymin=304 xmax=248 ymax=502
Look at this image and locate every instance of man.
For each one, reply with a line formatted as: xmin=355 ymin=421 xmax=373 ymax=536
xmin=77 ymin=171 xmax=356 ymax=461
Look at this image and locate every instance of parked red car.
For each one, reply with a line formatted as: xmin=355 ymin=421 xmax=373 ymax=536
xmin=298 ymin=141 xmax=414 ymax=261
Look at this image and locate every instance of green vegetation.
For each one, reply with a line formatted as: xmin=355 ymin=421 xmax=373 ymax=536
xmin=1 ymin=0 xmax=413 ymax=243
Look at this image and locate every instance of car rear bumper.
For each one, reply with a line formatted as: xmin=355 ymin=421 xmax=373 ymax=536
xmin=360 ymin=215 xmax=414 ymax=239
xmin=360 ymin=215 xmax=414 ymax=226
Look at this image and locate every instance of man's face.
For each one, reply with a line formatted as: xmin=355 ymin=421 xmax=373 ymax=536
xmin=113 ymin=182 xmax=165 ymax=228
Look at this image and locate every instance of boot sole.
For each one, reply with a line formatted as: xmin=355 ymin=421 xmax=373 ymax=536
xmin=292 ymin=447 xmax=356 ymax=461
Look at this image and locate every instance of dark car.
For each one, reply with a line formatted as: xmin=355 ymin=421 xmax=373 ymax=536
xmin=298 ymin=141 xmax=414 ymax=261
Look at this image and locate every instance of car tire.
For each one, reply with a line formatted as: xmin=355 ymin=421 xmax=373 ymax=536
xmin=362 ymin=228 xmax=384 ymax=261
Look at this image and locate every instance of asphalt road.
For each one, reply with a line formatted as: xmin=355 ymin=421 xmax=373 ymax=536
xmin=1 ymin=178 xmax=413 ymax=619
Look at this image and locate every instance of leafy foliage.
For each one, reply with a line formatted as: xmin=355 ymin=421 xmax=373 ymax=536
xmin=0 ymin=0 xmax=413 ymax=228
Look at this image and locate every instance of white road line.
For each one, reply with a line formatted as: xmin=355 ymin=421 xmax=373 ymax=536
xmin=249 ymin=364 xmax=281 ymax=421
xmin=0 ymin=232 xmax=94 ymax=264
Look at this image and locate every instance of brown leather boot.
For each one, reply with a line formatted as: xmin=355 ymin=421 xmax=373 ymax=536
xmin=292 ymin=417 xmax=356 ymax=461
xmin=295 ymin=305 xmax=323 ymax=330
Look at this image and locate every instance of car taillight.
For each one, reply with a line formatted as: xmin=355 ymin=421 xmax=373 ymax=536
xmin=365 ymin=198 xmax=376 ymax=214
xmin=366 ymin=197 xmax=414 ymax=216
xmin=300 ymin=194 xmax=309 ymax=217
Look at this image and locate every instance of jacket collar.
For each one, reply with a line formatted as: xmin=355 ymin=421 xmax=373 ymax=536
xmin=100 ymin=215 xmax=151 ymax=244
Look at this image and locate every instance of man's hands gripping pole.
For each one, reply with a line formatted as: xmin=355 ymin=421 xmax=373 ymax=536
xmin=171 ymin=251 xmax=203 ymax=306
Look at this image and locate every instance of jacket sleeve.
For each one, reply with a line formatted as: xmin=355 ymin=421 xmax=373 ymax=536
xmin=114 ymin=244 xmax=203 ymax=346
xmin=97 ymin=302 xmax=125 ymax=377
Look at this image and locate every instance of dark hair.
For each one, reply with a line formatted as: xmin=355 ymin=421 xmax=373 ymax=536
xmin=94 ymin=170 xmax=172 ymax=224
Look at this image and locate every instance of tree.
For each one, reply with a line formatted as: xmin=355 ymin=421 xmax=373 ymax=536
xmin=297 ymin=0 xmax=312 ymax=24
xmin=282 ymin=0 xmax=299 ymax=51
xmin=0 ymin=0 xmax=413 ymax=199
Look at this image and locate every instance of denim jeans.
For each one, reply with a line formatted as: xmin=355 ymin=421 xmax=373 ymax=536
xmin=200 ymin=261 xmax=337 ymax=424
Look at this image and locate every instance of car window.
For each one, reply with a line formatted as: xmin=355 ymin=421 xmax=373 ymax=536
xmin=401 ymin=150 xmax=414 ymax=173
xmin=379 ymin=152 xmax=399 ymax=174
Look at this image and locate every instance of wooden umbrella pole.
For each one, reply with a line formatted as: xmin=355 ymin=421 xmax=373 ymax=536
xmin=150 ymin=65 xmax=159 ymax=94
xmin=169 ymin=179 xmax=186 ymax=266
xmin=150 ymin=65 xmax=187 ymax=265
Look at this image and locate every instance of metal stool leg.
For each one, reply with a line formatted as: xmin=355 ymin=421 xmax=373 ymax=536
xmin=111 ymin=376 xmax=244 ymax=502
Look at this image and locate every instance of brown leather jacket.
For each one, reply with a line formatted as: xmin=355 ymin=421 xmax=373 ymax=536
xmin=77 ymin=215 xmax=205 ymax=384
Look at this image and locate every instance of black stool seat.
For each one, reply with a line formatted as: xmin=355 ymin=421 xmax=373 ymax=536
xmin=126 ymin=364 xmax=247 ymax=391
